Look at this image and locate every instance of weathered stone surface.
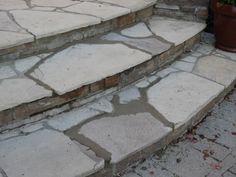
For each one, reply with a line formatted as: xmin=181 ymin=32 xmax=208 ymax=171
xmin=64 ymin=2 xmax=130 ymax=21
xmin=0 ymin=12 xmax=24 ymax=32
xmin=121 ymin=23 xmax=153 ymax=37
xmin=31 ymin=0 xmax=76 ymax=7
xmin=156 ymin=67 xmax=178 ymax=78
xmin=0 ymin=31 xmax=34 ymax=50
xmin=0 ymin=78 xmax=52 ymax=111
xmin=31 ymin=43 xmax=151 ymax=95
xmin=0 ymin=130 xmax=104 ymax=177
xmin=148 ymin=17 xmax=206 ymax=45
xmin=147 ymin=72 xmax=224 ymax=126
xmin=171 ymin=61 xmax=195 ymax=72
xmin=79 ymin=113 xmax=171 ymax=163
xmin=0 ymin=65 xmax=16 ymax=80
xmin=0 ymin=0 xmax=28 ymax=10
xmin=10 ymin=10 xmax=101 ymax=39
xmin=102 ymin=33 xmax=171 ymax=56
xmin=118 ymin=87 xmax=141 ymax=104
xmin=193 ymin=56 xmax=236 ymax=87
xmin=98 ymin=0 xmax=155 ymax=12
xmin=14 ymin=56 xmax=41 ymax=72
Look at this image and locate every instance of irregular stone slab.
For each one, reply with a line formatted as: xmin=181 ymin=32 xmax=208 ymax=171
xmin=196 ymin=44 xmax=214 ymax=55
xmin=88 ymin=98 xmax=113 ymax=113
xmin=64 ymin=2 xmax=130 ymax=21
xmin=215 ymin=49 xmax=236 ymax=61
xmin=147 ymin=72 xmax=224 ymax=127
xmin=10 ymin=10 xmax=101 ymax=39
xmin=171 ymin=61 xmax=195 ymax=72
xmin=14 ymin=56 xmax=41 ymax=72
xmin=98 ymin=0 xmax=155 ymax=12
xmin=0 ymin=78 xmax=52 ymax=111
xmin=121 ymin=23 xmax=153 ymax=38
xmin=31 ymin=0 xmax=76 ymax=7
xmin=0 ymin=0 xmax=28 ymax=10
xmin=79 ymin=113 xmax=171 ymax=163
xmin=31 ymin=43 xmax=151 ymax=95
xmin=181 ymin=56 xmax=198 ymax=63
xmin=148 ymin=17 xmax=206 ymax=45
xmin=193 ymin=56 xmax=236 ymax=87
xmin=0 ymin=65 xmax=16 ymax=80
xmin=0 ymin=12 xmax=24 ymax=32
xmin=0 ymin=130 xmax=104 ymax=177
xmin=135 ymin=79 xmax=150 ymax=88
xmin=118 ymin=87 xmax=141 ymax=104
xmin=0 ymin=31 xmax=34 ymax=50
xmin=156 ymin=67 xmax=178 ymax=78
xmin=102 ymin=33 xmax=171 ymax=56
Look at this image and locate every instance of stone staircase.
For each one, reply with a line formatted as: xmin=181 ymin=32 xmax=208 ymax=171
xmin=1 ymin=1 xmax=236 ymax=177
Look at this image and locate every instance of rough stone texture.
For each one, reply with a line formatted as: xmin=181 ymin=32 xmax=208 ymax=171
xmin=0 ymin=0 xmax=28 ymax=10
xmin=64 ymin=2 xmax=130 ymax=21
xmin=193 ymin=56 xmax=236 ymax=87
xmin=0 ymin=65 xmax=16 ymax=80
xmin=147 ymin=72 xmax=224 ymax=127
xmin=30 ymin=43 xmax=151 ymax=95
xmin=0 ymin=129 xmax=104 ymax=177
xmin=0 ymin=78 xmax=52 ymax=112
xmin=121 ymin=23 xmax=153 ymax=37
xmin=102 ymin=32 xmax=171 ymax=56
xmin=118 ymin=87 xmax=141 ymax=104
xmin=10 ymin=10 xmax=101 ymax=39
xmin=31 ymin=0 xmax=76 ymax=7
xmin=14 ymin=56 xmax=41 ymax=72
xmin=79 ymin=113 xmax=171 ymax=163
xmin=171 ymin=60 xmax=195 ymax=72
xmin=148 ymin=16 xmax=206 ymax=45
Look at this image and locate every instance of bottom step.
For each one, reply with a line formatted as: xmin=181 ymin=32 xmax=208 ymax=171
xmin=0 ymin=39 xmax=236 ymax=177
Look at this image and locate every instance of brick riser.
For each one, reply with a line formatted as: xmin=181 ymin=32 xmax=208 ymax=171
xmin=0 ymin=33 xmax=201 ymax=131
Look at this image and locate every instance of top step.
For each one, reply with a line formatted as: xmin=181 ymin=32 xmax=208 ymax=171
xmin=0 ymin=0 xmax=156 ymax=61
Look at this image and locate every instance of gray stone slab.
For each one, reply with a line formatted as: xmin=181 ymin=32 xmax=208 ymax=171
xmin=118 ymin=87 xmax=141 ymax=104
xmin=121 ymin=23 xmax=153 ymax=38
xmin=31 ymin=0 xmax=76 ymax=7
xmin=102 ymin=32 xmax=171 ymax=56
xmin=10 ymin=10 xmax=101 ymax=39
xmin=193 ymin=55 xmax=236 ymax=87
xmin=215 ymin=49 xmax=236 ymax=61
xmin=181 ymin=56 xmax=198 ymax=63
xmin=0 ymin=65 xmax=16 ymax=80
xmin=31 ymin=43 xmax=151 ymax=95
xmin=0 ymin=0 xmax=28 ymax=10
xmin=87 ymin=98 xmax=113 ymax=113
xmin=79 ymin=113 xmax=171 ymax=163
xmin=64 ymin=2 xmax=130 ymax=21
xmin=0 ymin=129 xmax=104 ymax=177
xmin=171 ymin=60 xmax=195 ymax=72
xmin=148 ymin=17 xmax=206 ymax=45
xmin=156 ymin=67 xmax=178 ymax=78
xmin=14 ymin=56 xmax=41 ymax=73
xmin=0 ymin=12 xmax=24 ymax=33
xmin=0 ymin=78 xmax=52 ymax=111
xmin=147 ymin=72 xmax=224 ymax=127
xmin=196 ymin=44 xmax=214 ymax=55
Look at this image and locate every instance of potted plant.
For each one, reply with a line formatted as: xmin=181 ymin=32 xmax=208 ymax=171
xmin=211 ymin=0 xmax=236 ymax=52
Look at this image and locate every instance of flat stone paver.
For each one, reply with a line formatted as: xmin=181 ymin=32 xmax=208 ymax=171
xmin=148 ymin=17 xmax=206 ymax=45
xmin=0 ymin=129 xmax=104 ymax=177
xmin=156 ymin=67 xmax=178 ymax=78
xmin=79 ymin=113 xmax=171 ymax=163
xmin=14 ymin=56 xmax=41 ymax=72
xmin=0 ymin=65 xmax=16 ymax=80
xmin=0 ymin=0 xmax=28 ymax=10
xmin=31 ymin=0 xmax=76 ymax=7
xmin=121 ymin=23 xmax=153 ymax=38
xmin=102 ymin=32 xmax=171 ymax=56
xmin=171 ymin=60 xmax=195 ymax=72
xmin=147 ymin=72 xmax=224 ymax=127
xmin=64 ymin=2 xmax=130 ymax=21
xmin=0 ymin=78 xmax=52 ymax=111
xmin=30 ymin=43 xmax=151 ymax=95
xmin=118 ymin=87 xmax=141 ymax=104
xmin=193 ymin=55 xmax=236 ymax=87
xmin=10 ymin=10 xmax=101 ymax=39
xmin=0 ymin=12 xmax=24 ymax=33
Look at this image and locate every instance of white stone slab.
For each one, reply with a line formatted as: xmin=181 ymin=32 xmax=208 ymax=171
xmin=0 ymin=78 xmax=52 ymax=111
xmin=118 ymin=87 xmax=141 ymax=104
xmin=156 ymin=67 xmax=178 ymax=78
xmin=148 ymin=17 xmax=206 ymax=45
xmin=10 ymin=10 xmax=101 ymax=39
xmin=0 ymin=130 xmax=104 ymax=177
xmin=121 ymin=23 xmax=153 ymax=38
xmin=31 ymin=0 xmax=76 ymax=7
xmin=64 ymin=2 xmax=130 ymax=21
xmin=14 ymin=56 xmax=41 ymax=72
xmin=0 ymin=12 xmax=24 ymax=32
xmin=79 ymin=113 xmax=171 ymax=163
xmin=0 ymin=31 xmax=34 ymax=50
xmin=98 ymin=0 xmax=155 ymax=12
xmin=102 ymin=33 xmax=171 ymax=56
xmin=171 ymin=61 xmax=195 ymax=72
xmin=0 ymin=65 xmax=16 ymax=80
xmin=193 ymin=55 xmax=236 ymax=87
xmin=0 ymin=0 xmax=28 ymax=10
xmin=31 ymin=43 xmax=151 ymax=95
xmin=88 ymin=98 xmax=113 ymax=113
xmin=147 ymin=72 xmax=224 ymax=127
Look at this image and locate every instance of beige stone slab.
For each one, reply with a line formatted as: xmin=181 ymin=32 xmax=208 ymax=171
xmin=193 ymin=55 xmax=236 ymax=87
xmin=0 ymin=78 xmax=52 ymax=111
xmin=0 ymin=129 xmax=104 ymax=177
xmin=0 ymin=12 xmax=24 ymax=32
xmin=79 ymin=113 xmax=171 ymax=163
xmin=0 ymin=0 xmax=28 ymax=10
xmin=98 ymin=0 xmax=155 ymax=12
xmin=147 ymin=72 xmax=224 ymax=127
xmin=31 ymin=0 xmax=77 ymax=7
xmin=64 ymin=2 xmax=130 ymax=21
xmin=148 ymin=17 xmax=206 ymax=45
xmin=0 ymin=31 xmax=34 ymax=50
xmin=10 ymin=10 xmax=101 ymax=39
xmin=30 ymin=43 xmax=151 ymax=95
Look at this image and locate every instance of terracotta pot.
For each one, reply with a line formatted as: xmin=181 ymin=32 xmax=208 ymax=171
xmin=212 ymin=0 xmax=236 ymax=53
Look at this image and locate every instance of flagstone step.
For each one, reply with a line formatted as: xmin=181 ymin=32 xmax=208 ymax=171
xmin=0 ymin=16 xmax=206 ymax=128
xmin=0 ymin=0 xmax=156 ymax=61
